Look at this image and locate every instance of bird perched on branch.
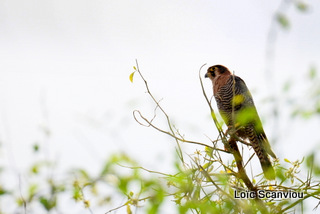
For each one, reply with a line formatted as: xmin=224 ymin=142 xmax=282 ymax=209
xmin=205 ymin=65 xmax=276 ymax=180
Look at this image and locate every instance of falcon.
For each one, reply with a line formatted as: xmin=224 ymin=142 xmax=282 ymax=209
xmin=205 ymin=65 xmax=276 ymax=180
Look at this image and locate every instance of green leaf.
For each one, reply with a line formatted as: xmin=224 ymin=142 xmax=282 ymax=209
xmin=118 ymin=177 xmax=129 ymax=194
xmin=277 ymin=13 xmax=290 ymax=29
xmin=275 ymin=168 xmax=287 ymax=182
xmin=316 ymin=101 xmax=320 ymax=113
xmin=28 ymin=184 xmax=38 ymax=200
xmin=283 ymin=80 xmax=291 ymax=92
xmin=16 ymin=198 xmax=25 ymax=207
xmin=40 ymin=196 xmax=57 ymax=211
xmin=296 ymin=2 xmax=308 ymax=12
xmin=129 ymin=72 xmax=135 ymax=83
xmin=202 ymin=162 xmax=210 ymax=170
xmin=305 ymin=153 xmax=314 ymax=168
xmin=77 ymin=169 xmax=90 ymax=180
xmin=205 ymin=146 xmax=213 ymax=158
xmin=33 ymin=144 xmax=39 ymax=152
xmin=210 ymin=111 xmax=217 ymax=121
xmin=72 ymin=186 xmax=82 ymax=201
xmin=309 ymin=66 xmax=317 ymax=79
xmin=31 ymin=164 xmax=39 ymax=174
xmin=301 ymin=110 xmax=313 ymax=119
xmin=0 ymin=186 xmax=7 ymax=195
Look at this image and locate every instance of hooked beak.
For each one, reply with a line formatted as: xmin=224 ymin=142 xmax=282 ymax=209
xmin=204 ymin=73 xmax=209 ymax=78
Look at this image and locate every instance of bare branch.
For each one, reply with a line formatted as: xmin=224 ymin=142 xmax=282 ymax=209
xmin=133 ymin=110 xmax=214 ymax=149
xmin=135 ymin=60 xmax=184 ymax=163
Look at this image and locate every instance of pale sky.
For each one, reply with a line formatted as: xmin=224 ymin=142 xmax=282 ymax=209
xmin=0 ymin=0 xmax=319 ymax=213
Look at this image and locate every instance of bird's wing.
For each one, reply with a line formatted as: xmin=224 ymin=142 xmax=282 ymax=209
xmin=233 ymin=76 xmax=277 ymax=158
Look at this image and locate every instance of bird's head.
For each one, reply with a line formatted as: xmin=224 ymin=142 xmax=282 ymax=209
xmin=205 ymin=65 xmax=231 ymax=80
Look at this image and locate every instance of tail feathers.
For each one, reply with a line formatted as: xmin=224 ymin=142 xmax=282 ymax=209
xmin=259 ymin=133 xmax=277 ymax=159
xmin=260 ymin=158 xmax=276 ymax=180
xmin=247 ymin=125 xmax=276 ymax=180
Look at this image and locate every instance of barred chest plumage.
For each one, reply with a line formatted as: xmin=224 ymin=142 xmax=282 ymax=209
xmin=214 ymin=76 xmax=242 ymax=126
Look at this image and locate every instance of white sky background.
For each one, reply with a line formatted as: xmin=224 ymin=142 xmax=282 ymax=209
xmin=0 ymin=0 xmax=320 ymax=213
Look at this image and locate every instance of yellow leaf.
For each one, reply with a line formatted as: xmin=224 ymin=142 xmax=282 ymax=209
xmin=129 ymin=72 xmax=135 ymax=83
xmin=284 ymin=158 xmax=291 ymax=163
xmin=133 ymin=66 xmax=137 ymax=70
xmin=126 ymin=205 xmax=132 ymax=214
xmin=84 ymin=200 xmax=90 ymax=208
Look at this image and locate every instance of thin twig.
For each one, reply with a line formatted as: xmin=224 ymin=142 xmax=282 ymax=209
xmin=133 ymin=110 xmax=214 ymax=149
xmin=135 ymin=60 xmax=184 ymax=163
xmin=196 ymin=164 xmax=236 ymax=202
xmin=281 ymin=189 xmax=320 ymax=213
xmin=117 ymin=164 xmax=174 ymax=177
xmin=18 ymin=174 xmax=27 ymax=214
xmin=105 ymin=195 xmax=154 ymax=214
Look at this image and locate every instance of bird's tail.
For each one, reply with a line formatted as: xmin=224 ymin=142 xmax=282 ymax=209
xmin=247 ymin=126 xmax=276 ymax=180
xmin=259 ymin=155 xmax=276 ymax=180
xmin=256 ymin=133 xmax=276 ymax=180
